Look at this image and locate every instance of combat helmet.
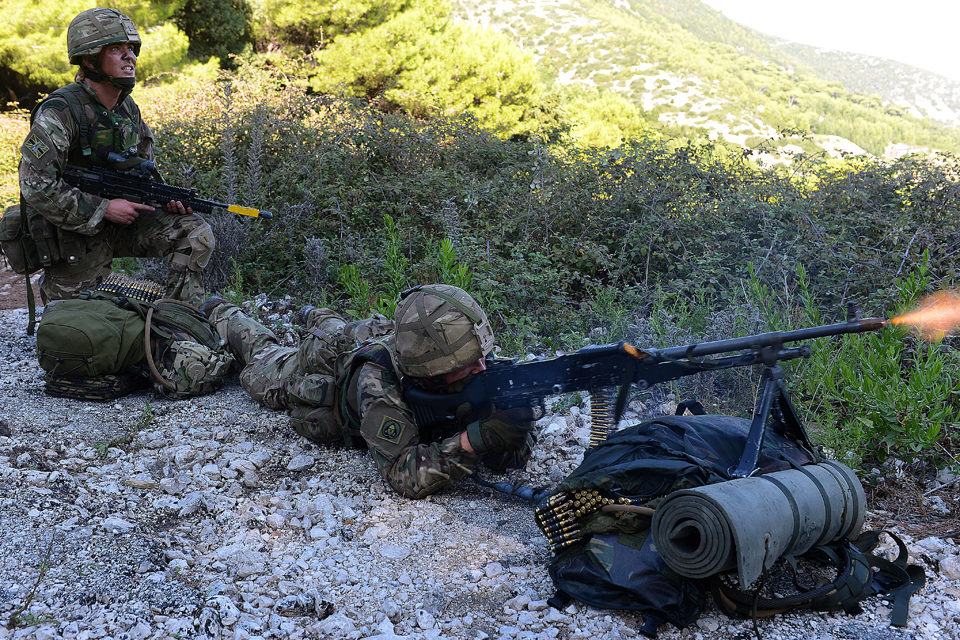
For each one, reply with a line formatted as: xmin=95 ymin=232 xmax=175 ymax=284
xmin=395 ymin=285 xmax=495 ymax=378
xmin=68 ymin=8 xmax=141 ymax=64
xmin=67 ymin=8 xmax=141 ymax=90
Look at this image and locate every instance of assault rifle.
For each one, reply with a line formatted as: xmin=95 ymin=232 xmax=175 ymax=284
xmin=406 ymin=304 xmax=887 ymax=477
xmin=62 ymin=157 xmax=272 ymax=219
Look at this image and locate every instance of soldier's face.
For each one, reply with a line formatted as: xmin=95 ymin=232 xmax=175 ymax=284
xmin=440 ymin=357 xmax=487 ymax=385
xmin=96 ymin=43 xmax=137 ymax=79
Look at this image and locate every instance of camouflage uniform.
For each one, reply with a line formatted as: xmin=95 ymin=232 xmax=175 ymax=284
xmin=18 ymin=80 xmax=215 ymax=305
xmin=211 ymin=303 xmax=535 ymax=499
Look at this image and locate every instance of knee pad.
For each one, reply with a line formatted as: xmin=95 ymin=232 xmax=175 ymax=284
xmin=185 ymin=224 xmax=216 ymax=270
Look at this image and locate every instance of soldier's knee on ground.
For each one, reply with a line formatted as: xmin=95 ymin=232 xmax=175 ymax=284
xmin=302 ymin=307 xmax=347 ymax=332
xmin=286 ymin=373 xmax=337 ymax=406
xmin=290 ymin=406 xmax=342 ymax=443
xmin=240 ymin=367 xmax=288 ymax=410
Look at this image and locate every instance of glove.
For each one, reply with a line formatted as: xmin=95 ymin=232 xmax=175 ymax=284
xmin=465 ymin=407 xmax=536 ymax=455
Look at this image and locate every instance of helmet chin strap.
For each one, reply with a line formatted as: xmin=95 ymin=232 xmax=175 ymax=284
xmin=84 ymin=56 xmax=136 ymax=95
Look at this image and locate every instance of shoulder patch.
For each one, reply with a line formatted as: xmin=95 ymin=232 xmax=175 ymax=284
xmin=37 ymin=98 xmax=69 ymax=114
xmin=22 ymin=131 xmax=53 ymax=166
xmin=376 ymin=416 xmax=406 ymax=445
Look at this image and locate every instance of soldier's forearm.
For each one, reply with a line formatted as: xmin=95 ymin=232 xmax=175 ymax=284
xmin=375 ymin=435 xmax=480 ymax=499
xmin=21 ymin=168 xmax=107 ymax=234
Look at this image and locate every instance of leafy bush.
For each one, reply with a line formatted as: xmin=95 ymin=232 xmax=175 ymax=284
xmin=175 ymin=0 xmax=254 ymax=67
xmin=308 ymin=2 xmax=544 ymax=139
xmin=0 ymin=0 xmax=195 ymax=94
xmin=134 ymin=70 xmax=960 ymax=319
xmin=3 ymin=66 xmax=958 ymax=471
xmin=747 ymin=256 xmax=960 ymax=469
xmin=0 ymin=112 xmax=28 ymax=208
xmin=254 ymin=0 xmax=417 ymax=50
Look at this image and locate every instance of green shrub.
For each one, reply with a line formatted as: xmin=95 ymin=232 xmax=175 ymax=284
xmin=759 ymin=255 xmax=960 ymax=469
xmin=0 ymin=113 xmax=28 ymax=209
xmin=175 ymin=0 xmax=254 ymax=67
xmin=3 ymin=63 xmax=958 ymax=473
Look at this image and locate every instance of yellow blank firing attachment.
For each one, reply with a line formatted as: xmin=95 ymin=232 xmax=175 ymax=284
xmin=228 ymin=205 xmax=273 ymax=218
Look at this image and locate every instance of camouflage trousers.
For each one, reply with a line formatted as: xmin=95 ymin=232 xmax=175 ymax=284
xmin=40 ymin=211 xmax=215 ymax=306
xmin=211 ymin=303 xmax=395 ymax=443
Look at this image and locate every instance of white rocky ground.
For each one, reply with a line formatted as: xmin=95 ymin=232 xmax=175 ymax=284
xmin=1 ymin=304 xmax=959 ymax=640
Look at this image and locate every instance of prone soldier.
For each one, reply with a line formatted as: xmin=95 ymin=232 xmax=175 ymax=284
xmin=202 ymin=285 xmax=536 ymax=499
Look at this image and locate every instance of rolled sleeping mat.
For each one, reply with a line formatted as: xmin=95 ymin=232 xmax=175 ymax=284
xmin=651 ymin=460 xmax=865 ymax=590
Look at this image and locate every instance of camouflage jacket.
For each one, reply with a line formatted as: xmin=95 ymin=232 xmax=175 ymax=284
xmin=334 ymin=336 xmax=481 ymax=499
xmin=19 ymin=81 xmax=155 ymax=237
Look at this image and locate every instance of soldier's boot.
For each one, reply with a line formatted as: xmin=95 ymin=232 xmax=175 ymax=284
xmin=297 ymin=305 xmax=317 ymax=326
xmin=200 ymin=296 xmax=226 ymax=319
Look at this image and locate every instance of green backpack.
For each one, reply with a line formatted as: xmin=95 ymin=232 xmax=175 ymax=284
xmin=36 ymin=284 xmax=234 ymax=400
xmin=37 ymin=295 xmax=148 ymax=377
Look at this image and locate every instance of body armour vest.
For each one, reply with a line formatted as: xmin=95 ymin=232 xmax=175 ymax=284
xmin=336 ymin=340 xmax=399 ymax=441
xmin=32 ymin=82 xmax=143 ymax=168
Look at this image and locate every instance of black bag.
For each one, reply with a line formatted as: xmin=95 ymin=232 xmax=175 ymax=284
xmin=535 ymin=414 xmax=923 ymax=637
xmin=537 ymin=415 xmax=815 ymax=631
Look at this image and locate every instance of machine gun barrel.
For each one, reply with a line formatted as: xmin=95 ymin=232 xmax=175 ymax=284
xmin=405 ymin=311 xmax=889 ymax=475
xmin=656 ymin=317 xmax=887 ymax=360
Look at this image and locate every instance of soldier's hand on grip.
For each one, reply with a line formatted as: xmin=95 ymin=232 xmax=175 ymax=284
xmin=465 ymin=406 xmax=536 ymax=455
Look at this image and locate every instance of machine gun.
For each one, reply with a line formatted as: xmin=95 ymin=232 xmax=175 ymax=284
xmin=62 ymin=156 xmax=272 ymax=219
xmin=406 ymin=304 xmax=886 ymax=478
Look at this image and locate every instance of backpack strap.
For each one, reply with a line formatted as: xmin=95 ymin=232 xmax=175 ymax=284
xmin=136 ymin=298 xmax=220 ymax=392
xmin=802 ymin=542 xmax=874 ymax=614
xmin=25 ymin=270 xmax=36 ymax=336
xmin=144 ymin=303 xmax=176 ymax=392
xmin=636 ymin=613 xmax=665 ymax=639
xmin=547 ymin=590 xmax=571 ymax=611
xmin=335 ymin=338 xmax=400 ymax=446
xmin=851 ymin=529 xmax=926 ymax=627
xmin=709 ymin=541 xmax=873 ymax=617
xmin=710 ymin=531 xmax=924 ymax=628
xmin=675 ymin=399 xmax=706 ymax=415
xmin=31 ymin=84 xmax=94 ymax=159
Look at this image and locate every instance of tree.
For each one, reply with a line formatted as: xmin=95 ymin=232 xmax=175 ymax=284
xmin=175 ymin=0 xmax=253 ymax=67
xmin=0 ymin=0 xmax=191 ymax=99
xmin=308 ymin=1 xmax=544 ymax=138
xmin=254 ymin=0 xmax=418 ymax=50
xmin=557 ymin=87 xmax=657 ymax=148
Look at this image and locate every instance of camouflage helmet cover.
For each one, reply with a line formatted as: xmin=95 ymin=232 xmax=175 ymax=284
xmin=394 ymin=285 xmax=495 ymax=378
xmin=68 ymin=7 xmax=141 ymax=65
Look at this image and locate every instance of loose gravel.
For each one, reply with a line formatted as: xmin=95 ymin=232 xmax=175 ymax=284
xmin=1 ymin=305 xmax=958 ymax=640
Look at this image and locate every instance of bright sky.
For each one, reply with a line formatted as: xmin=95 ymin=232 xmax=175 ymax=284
xmin=700 ymin=0 xmax=960 ymax=83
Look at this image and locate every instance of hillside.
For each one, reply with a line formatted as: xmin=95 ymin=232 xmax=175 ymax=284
xmin=778 ymin=44 xmax=960 ymax=129
xmin=452 ymin=0 xmax=960 ymax=161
